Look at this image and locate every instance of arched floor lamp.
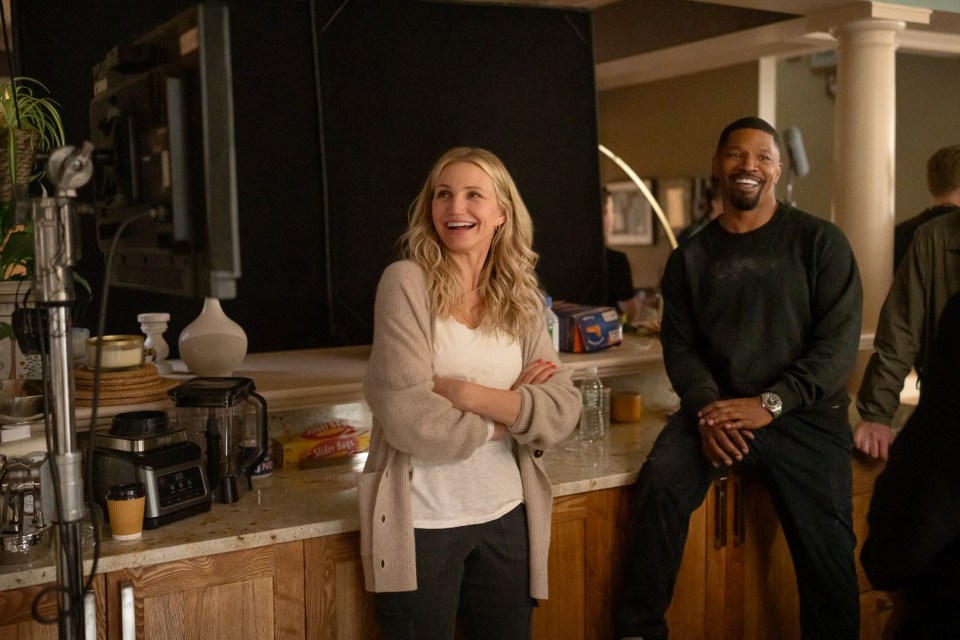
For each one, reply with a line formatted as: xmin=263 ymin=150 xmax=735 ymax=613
xmin=599 ymin=144 xmax=678 ymax=250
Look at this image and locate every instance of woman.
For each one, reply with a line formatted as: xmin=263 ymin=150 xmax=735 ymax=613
xmin=359 ymin=147 xmax=580 ymax=639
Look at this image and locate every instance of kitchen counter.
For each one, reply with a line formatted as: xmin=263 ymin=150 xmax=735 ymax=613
xmin=0 ymin=411 xmax=667 ymax=591
xmin=1 ymin=332 xmax=903 ymax=592
xmin=1 ymin=335 xmax=671 ymax=590
xmin=70 ymin=334 xmax=667 ymax=422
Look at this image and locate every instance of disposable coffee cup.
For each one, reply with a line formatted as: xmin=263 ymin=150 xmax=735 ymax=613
xmin=106 ymin=482 xmax=146 ymax=541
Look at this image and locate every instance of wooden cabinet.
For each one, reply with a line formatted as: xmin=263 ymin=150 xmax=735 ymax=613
xmin=104 ymin=542 xmax=304 ymax=640
xmin=852 ymin=456 xmax=893 ymax=640
xmin=0 ymin=575 xmax=105 ymax=640
xmin=303 ymin=531 xmax=380 ymax=640
xmin=533 ymin=489 xmax=630 ymax=640
xmin=659 ymin=456 xmax=891 ymax=640
xmin=0 ymin=456 xmax=890 ymax=640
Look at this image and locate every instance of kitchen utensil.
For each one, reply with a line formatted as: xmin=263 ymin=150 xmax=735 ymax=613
xmin=93 ymin=410 xmax=211 ymax=529
xmin=0 ymin=452 xmax=52 ymax=565
xmin=168 ymin=377 xmax=268 ymax=504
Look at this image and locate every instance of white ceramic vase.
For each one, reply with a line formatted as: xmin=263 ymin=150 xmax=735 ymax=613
xmin=178 ymin=298 xmax=247 ymax=377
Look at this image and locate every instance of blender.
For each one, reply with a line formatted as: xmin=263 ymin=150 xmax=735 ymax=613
xmin=168 ymin=377 xmax=268 ymax=504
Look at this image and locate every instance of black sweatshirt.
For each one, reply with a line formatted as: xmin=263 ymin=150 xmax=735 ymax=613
xmin=660 ymin=202 xmax=863 ymax=428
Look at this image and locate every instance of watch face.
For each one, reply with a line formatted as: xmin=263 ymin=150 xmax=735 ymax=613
xmin=762 ymin=392 xmax=782 ymax=415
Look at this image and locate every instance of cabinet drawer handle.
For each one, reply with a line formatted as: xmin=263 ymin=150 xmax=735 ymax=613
xmin=714 ymin=476 xmax=728 ymax=549
xmin=84 ymin=590 xmax=97 ymax=639
xmin=121 ymin=582 xmax=135 ymax=640
xmin=733 ymin=474 xmax=745 ymax=547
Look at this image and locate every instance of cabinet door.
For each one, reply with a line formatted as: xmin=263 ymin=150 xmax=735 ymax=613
xmin=739 ymin=473 xmax=801 ymax=640
xmin=664 ymin=485 xmax=714 ymax=639
xmin=0 ymin=574 xmax=105 ymax=640
xmin=739 ymin=458 xmax=891 ymax=640
xmin=105 ymin=542 xmax=304 ymax=640
xmin=303 ymin=531 xmax=380 ymax=640
xmin=533 ymin=488 xmax=631 ymax=640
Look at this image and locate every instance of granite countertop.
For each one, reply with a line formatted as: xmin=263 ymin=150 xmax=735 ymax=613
xmin=0 ymin=411 xmax=667 ymax=591
xmin=68 ymin=334 xmax=666 ymax=425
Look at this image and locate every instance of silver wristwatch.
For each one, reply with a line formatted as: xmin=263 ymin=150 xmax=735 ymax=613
xmin=761 ymin=392 xmax=782 ymax=419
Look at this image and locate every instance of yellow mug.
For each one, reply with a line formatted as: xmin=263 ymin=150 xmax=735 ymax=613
xmin=611 ymin=393 xmax=643 ymax=423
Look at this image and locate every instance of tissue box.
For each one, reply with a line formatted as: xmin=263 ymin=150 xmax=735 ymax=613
xmin=551 ymin=302 xmax=623 ymax=353
xmin=282 ymin=422 xmax=370 ymax=469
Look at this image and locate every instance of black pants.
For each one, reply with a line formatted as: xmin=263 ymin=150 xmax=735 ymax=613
xmin=616 ymin=410 xmax=860 ymax=639
xmin=374 ymin=504 xmax=535 ymax=640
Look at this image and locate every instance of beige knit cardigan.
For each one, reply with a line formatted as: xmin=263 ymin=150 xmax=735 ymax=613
xmin=359 ymin=260 xmax=581 ymax=600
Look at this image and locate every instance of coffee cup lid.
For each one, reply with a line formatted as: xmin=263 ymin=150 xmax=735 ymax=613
xmin=107 ymin=482 xmax=145 ymax=500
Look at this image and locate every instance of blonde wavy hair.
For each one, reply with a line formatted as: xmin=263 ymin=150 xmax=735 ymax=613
xmin=401 ymin=147 xmax=543 ymax=340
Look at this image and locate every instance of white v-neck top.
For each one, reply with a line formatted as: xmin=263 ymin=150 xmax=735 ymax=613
xmin=410 ymin=316 xmax=524 ymax=528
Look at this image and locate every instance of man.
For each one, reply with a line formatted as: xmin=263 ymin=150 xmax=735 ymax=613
xmin=860 ymin=291 xmax=960 ymax=639
xmin=855 ymin=146 xmax=960 ymax=461
xmin=616 ymin=117 xmax=863 ymax=640
xmin=893 ymin=144 xmax=960 ymax=272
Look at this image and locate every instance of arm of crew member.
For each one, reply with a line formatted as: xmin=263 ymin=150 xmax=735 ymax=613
xmin=432 ymin=359 xmax=558 ymax=439
xmin=853 ymin=421 xmax=896 ymax=461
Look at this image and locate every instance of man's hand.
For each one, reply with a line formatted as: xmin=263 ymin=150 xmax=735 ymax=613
xmin=696 ymin=420 xmax=754 ymax=467
xmin=695 ymin=397 xmax=773 ymax=467
xmin=698 ymin=397 xmax=774 ymax=431
xmin=853 ymin=421 xmax=895 ymax=461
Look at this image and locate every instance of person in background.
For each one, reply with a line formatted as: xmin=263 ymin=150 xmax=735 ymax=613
xmin=616 ymin=117 xmax=863 ymax=640
xmin=854 ymin=207 xmax=960 ymax=461
xmin=860 ymin=290 xmax=960 ymax=639
xmin=676 ymin=177 xmax=723 ymax=244
xmin=359 ymin=147 xmax=581 ymax=640
xmin=893 ymin=144 xmax=960 ymax=272
xmin=602 ymin=187 xmax=644 ymax=323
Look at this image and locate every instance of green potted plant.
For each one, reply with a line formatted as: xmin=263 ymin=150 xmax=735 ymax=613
xmin=0 ymin=77 xmax=68 ymax=347
xmin=0 ymin=77 xmax=64 ymax=203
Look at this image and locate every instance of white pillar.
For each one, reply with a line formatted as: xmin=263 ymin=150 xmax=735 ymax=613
xmin=831 ymin=19 xmax=904 ymax=332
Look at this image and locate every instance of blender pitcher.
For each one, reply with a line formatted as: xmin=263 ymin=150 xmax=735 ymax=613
xmin=168 ymin=377 xmax=268 ymax=504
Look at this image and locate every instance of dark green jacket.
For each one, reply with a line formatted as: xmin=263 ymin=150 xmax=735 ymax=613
xmin=857 ymin=210 xmax=960 ymax=426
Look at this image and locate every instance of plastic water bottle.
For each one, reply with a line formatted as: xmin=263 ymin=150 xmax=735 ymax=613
xmin=544 ymin=295 xmax=560 ymax=352
xmin=579 ymin=366 xmax=604 ymax=443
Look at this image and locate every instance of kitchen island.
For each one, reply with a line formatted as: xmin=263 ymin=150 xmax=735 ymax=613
xmin=0 ymin=408 xmax=666 ymax=592
xmin=0 ymin=333 xmax=902 ymax=639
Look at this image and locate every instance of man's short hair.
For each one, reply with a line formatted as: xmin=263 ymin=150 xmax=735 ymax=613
xmin=926 ymin=145 xmax=960 ymax=197
xmin=717 ymin=117 xmax=781 ymax=151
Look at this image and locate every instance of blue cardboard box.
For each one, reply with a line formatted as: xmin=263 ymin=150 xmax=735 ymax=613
xmin=551 ymin=302 xmax=623 ymax=353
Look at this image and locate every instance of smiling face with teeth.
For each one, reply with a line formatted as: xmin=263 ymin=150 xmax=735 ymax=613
xmin=431 ymin=160 xmax=506 ymax=269
xmin=713 ymin=126 xmax=783 ymax=218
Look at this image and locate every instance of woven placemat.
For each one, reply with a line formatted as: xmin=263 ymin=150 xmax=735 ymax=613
xmin=74 ymin=364 xmax=158 ymax=382
xmin=74 ymin=375 xmax=179 ymax=407
xmin=75 ymin=370 xmax=162 ymax=391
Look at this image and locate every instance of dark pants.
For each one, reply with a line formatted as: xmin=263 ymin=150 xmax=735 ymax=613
xmin=374 ymin=504 xmax=535 ymax=640
xmin=616 ymin=410 xmax=860 ymax=639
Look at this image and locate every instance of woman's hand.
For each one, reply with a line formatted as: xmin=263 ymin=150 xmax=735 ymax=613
xmin=431 ymin=358 xmax=557 ymax=438
xmin=510 ymin=359 xmax=557 ymax=390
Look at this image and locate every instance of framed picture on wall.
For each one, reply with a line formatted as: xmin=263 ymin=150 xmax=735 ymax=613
xmin=657 ymin=178 xmax=695 ymax=230
xmin=606 ymin=179 xmax=655 ymax=246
